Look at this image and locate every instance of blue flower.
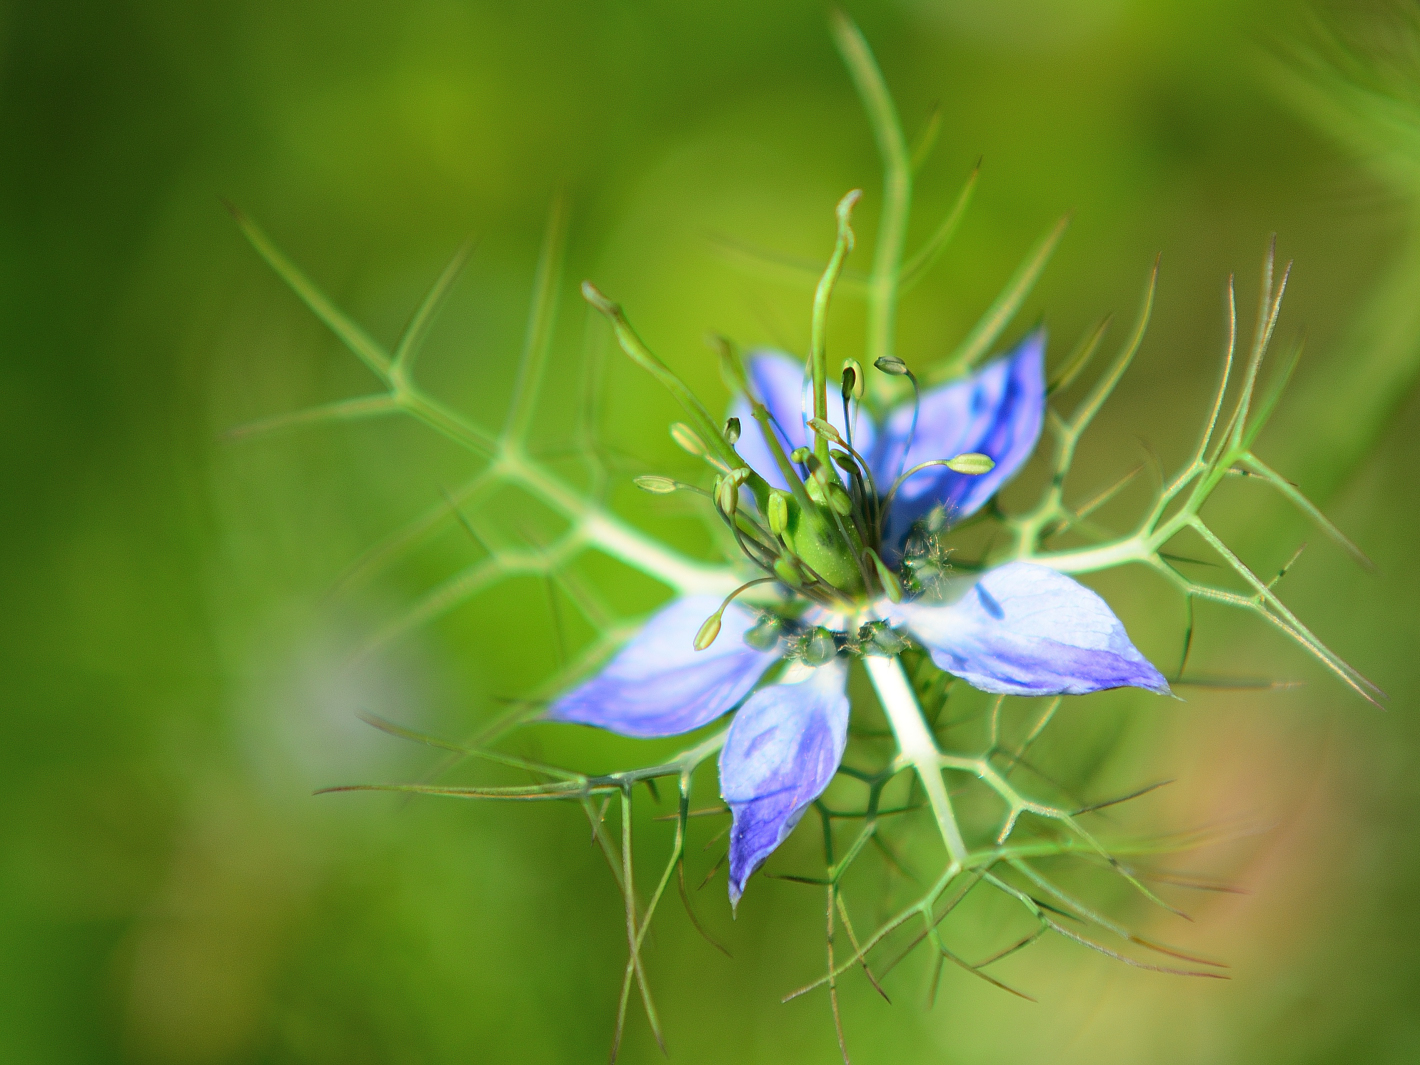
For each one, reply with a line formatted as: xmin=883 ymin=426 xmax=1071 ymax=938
xmin=548 ymin=333 xmax=1169 ymax=906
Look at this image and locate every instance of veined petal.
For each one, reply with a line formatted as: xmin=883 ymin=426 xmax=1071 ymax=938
xmin=889 ymin=562 xmax=1170 ymax=697
xmin=730 ymin=351 xmax=876 ymax=492
xmin=718 ymin=660 xmax=850 ymax=907
xmin=874 ymin=330 xmax=1045 ymax=556
xmin=547 ymin=596 xmax=778 ymax=738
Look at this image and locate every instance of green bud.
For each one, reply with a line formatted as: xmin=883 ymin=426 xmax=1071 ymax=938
xmin=945 ymin=452 xmax=995 ymax=475
xmin=827 ymin=483 xmax=854 ymax=515
xmin=694 ymin=612 xmax=723 ymax=651
xmin=803 ymin=626 xmax=838 ymax=666
xmin=790 ymin=446 xmax=812 ymax=464
xmin=831 ymin=449 xmax=856 ymax=472
xmin=670 ymin=421 xmax=708 ymax=458
xmin=767 ymin=490 xmax=790 ymax=535
xmin=867 ymin=548 xmax=903 ymax=603
xmin=858 ymin=619 xmax=909 ymax=656
xmin=874 ymin=355 xmax=909 ymax=376
xmin=841 ymin=359 xmax=864 ymax=401
xmin=925 ymin=504 xmax=949 ymax=534
xmin=634 ymin=475 xmax=679 ymax=494
xmin=724 ymin=416 xmax=741 ymax=445
xmin=773 ymin=556 xmax=804 ymax=587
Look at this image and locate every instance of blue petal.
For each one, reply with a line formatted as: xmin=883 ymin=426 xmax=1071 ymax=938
xmin=873 ymin=330 xmax=1046 ymax=557
xmin=888 ymin=562 xmax=1170 ymax=696
xmin=729 ymin=351 xmax=876 ymax=492
xmin=718 ymin=660 xmax=850 ymax=907
xmin=546 ymin=596 xmax=779 ymax=738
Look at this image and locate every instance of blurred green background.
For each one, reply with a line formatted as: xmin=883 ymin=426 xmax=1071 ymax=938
xmin=4 ymin=0 xmax=1420 ymax=1062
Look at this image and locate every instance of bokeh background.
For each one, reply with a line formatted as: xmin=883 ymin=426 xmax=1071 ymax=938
xmin=5 ymin=0 xmax=1420 ymax=1062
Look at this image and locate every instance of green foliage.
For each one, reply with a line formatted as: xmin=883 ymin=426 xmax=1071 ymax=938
xmin=219 ymin=16 xmax=1380 ymax=1061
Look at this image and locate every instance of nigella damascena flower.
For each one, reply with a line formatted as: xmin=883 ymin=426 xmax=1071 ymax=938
xmin=548 ymin=332 xmax=1169 ymax=906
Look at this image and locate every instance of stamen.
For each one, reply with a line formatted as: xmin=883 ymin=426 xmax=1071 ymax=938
xmin=881 ymin=453 xmax=995 ymax=520
xmin=810 ymin=417 xmax=881 ymax=513
xmin=633 ymin=475 xmax=679 ymax=494
xmin=865 ymin=548 xmax=903 ymax=603
xmin=693 ymin=577 xmax=777 ymax=650
xmin=875 ymin=356 xmax=920 ymax=482
xmin=670 ymin=421 xmax=730 ymax=471
xmin=840 ymin=358 xmax=863 ymax=451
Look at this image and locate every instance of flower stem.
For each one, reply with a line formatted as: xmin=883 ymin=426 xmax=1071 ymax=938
xmin=863 ymin=655 xmax=966 ymax=865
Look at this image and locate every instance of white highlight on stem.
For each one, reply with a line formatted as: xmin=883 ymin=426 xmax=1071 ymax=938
xmin=863 ymin=654 xmax=967 ymax=865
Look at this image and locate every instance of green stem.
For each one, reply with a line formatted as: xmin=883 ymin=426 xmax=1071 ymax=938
xmin=831 ymin=10 xmax=912 ymax=403
xmin=864 ymin=655 xmax=966 ymax=864
xmin=810 ymin=190 xmax=862 ymax=469
xmin=398 ymin=382 xmax=737 ymax=597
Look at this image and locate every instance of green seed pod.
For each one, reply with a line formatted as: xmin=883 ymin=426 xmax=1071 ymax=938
xmin=768 ymin=490 xmax=790 ymax=535
xmin=633 ymin=475 xmax=678 ymax=494
xmin=724 ymin=416 xmax=741 ymax=445
xmin=945 ymin=452 xmax=995 ymax=475
xmin=694 ymin=612 xmax=723 ymax=651
xmin=874 ymin=355 xmax=909 ymax=376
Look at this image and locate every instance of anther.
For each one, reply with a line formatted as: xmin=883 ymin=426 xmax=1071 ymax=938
xmin=806 ymin=417 xmax=843 ymax=445
xmin=767 ymin=490 xmax=791 ymax=535
xmin=694 ymin=612 xmax=723 ymax=651
xmin=724 ymin=416 xmax=741 ymax=445
xmin=670 ymin=421 xmax=708 ymax=458
xmin=694 ymin=577 xmax=777 ymax=651
xmin=841 ymin=359 xmax=864 ymax=401
xmin=716 ymin=476 xmax=739 ymax=516
xmin=633 ymin=475 xmax=679 ymax=494
xmin=945 ymin=452 xmax=995 ymax=475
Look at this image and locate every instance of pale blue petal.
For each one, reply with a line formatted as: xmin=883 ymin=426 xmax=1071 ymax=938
xmin=729 ymin=351 xmax=875 ymax=492
xmin=718 ymin=660 xmax=850 ymax=907
xmin=873 ymin=330 xmax=1046 ymax=557
xmin=889 ymin=562 xmax=1170 ymax=696
xmin=547 ymin=596 xmax=779 ymax=738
